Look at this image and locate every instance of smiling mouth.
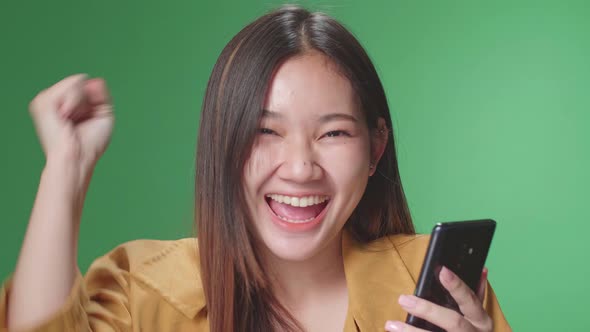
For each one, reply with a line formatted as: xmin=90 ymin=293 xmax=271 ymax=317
xmin=265 ymin=194 xmax=330 ymax=223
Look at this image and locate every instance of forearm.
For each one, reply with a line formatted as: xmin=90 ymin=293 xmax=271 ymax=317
xmin=7 ymin=159 xmax=93 ymax=331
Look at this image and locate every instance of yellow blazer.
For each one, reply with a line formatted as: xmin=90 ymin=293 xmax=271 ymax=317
xmin=1 ymin=232 xmax=510 ymax=331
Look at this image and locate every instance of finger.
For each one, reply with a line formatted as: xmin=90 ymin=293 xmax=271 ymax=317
xmin=64 ymin=78 xmax=111 ymax=122
xmin=385 ymin=320 xmax=429 ymax=332
xmin=59 ymin=81 xmax=86 ymax=118
xmin=71 ymin=78 xmax=114 ymax=122
xmin=29 ymin=74 xmax=86 ymax=117
xmin=476 ymin=267 xmax=488 ymax=302
xmin=46 ymin=74 xmax=88 ymax=100
xmin=83 ymin=78 xmax=112 ymax=107
xmin=398 ymin=295 xmax=474 ymax=332
xmin=439 ymin=266 xmax=489 ymax=325
xmin=43 ymin=74 xmax=87 ymax=118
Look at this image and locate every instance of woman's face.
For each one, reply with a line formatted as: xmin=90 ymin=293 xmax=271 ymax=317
xmin=243 ymin=52 xmax=379 ymax=262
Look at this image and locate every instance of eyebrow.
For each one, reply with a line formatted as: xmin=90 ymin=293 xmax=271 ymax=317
xmin=262 ymin=109 xmax=359 ymax=123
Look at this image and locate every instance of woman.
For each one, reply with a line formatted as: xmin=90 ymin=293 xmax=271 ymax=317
xmin=2 ymin=5 xmax=510 ymax=332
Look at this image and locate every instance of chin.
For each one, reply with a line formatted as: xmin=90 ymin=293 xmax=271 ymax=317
xmin=256 ymin=210 xmax=343 ymax=263
xmin=258 ymin=228 xmax=332 ymax=262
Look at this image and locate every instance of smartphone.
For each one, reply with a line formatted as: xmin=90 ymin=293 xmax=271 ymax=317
xmin=405 ymin=219 xmax=496 ymax=331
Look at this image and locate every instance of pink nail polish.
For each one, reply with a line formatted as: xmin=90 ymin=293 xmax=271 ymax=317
xmin=398 ymin=295 xmax=417 ymax=308
xmin=385 ymin=320 xmax=404 ymax=331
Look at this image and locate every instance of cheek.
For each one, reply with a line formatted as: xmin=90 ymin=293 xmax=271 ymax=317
xmin=243 ymin=142 xmax=280 ymax=194
xmin=319 ymin=141 xmax=371 ymax=180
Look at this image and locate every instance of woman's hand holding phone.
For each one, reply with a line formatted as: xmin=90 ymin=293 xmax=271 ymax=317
xmin=385 ymin=267 xmax=492 ymax=332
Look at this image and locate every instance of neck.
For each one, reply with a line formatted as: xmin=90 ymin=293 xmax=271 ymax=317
xmin=263 ymin=231 xmax=348 ymax=310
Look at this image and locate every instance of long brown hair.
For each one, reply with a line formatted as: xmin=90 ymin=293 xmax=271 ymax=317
xmin=195 ymin=5 xmax=415 ymax=331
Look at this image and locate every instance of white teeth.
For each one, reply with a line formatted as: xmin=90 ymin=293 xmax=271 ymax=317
xmin=300 ymin=197 xmax=308 ymax=207
xmin=266 ymin=194 xmax=329 ymax=207
xmin=275 ymin=214 xmax=315 ymax=224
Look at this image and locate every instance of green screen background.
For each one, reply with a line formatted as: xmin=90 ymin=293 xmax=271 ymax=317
xmin=1 ymin=1 xmax=588 ymax=330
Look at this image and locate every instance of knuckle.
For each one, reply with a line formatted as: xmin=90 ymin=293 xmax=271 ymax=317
xmin=455 ymin=288 xmax=478 ymax=308
xmin=448 ymin=313 xmax=466 ymax=330
xmin=416 ymin=300 xmax=433 ymax=316
xmin=482 ymin=317 xmax=494 ymax=331
xmin=29 ymin=93 xmax=45 ymax=112
xmin=471 ymin=313 xmax=493 ymax=332
xmin=28 ymin=100 xmax=36 ymax=112
xmin=466 ymin=289 xmax=479 ymax=305
xmin=473 ymin=292 xmax=483 ymax=306
xmin=448 ymin=277 xmax=462 ymax=292
xmin=447 ymin=314 xmax=473 ymax=331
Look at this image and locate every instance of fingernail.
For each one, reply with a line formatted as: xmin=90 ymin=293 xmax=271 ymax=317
xmin=440 ymin=266 xmax=456 ymax=283
xmin=398 ymin=295 xmax=417 ymax=308
xmin=385 ymin=320 xmax=404 ymax=331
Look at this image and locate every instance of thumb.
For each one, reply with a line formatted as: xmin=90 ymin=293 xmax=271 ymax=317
xmin=83 ymin=78 xmax=111 ymax=107
xmin=476 ymin=267 xmax=488 ymax=302
xmin=68 ymin=78 xmax=113 ymax=123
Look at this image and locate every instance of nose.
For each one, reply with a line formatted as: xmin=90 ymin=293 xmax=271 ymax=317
xmin=277 ymin=137 xmax=322 ymax=183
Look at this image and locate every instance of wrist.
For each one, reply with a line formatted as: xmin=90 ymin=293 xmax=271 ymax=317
xmin=43 ymin=156 xmax=95 ymax=193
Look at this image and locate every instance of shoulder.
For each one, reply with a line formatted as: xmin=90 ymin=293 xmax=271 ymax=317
xmin=362 ymin=232 xmax=430 ymax=253
xmin=88 ymin=237 xmax=200 ymax=273
xmin=363 ymin=233 xmax=430 ymax=281
xmin=383 ymin=233 xmax=430 ymax=249
xmin=387 ymin=234 xmax=430 ymax=280
xmin=342 ymin=231 xmax=431 ymax=318
xmin=85 ymin=237 xmax=205 ymax=318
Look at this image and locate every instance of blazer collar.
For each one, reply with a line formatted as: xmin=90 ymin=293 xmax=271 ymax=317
xmin=132 ymin=231 xmax=420 ymax=326
xmin=342 ymin=230 xmax=418 ymax=331
xmin=134 ymin=238 xmax=206 ymax=319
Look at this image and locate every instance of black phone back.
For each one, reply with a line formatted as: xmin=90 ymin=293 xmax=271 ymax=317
xmin=406 ymin=219 xmax=496 ymax=331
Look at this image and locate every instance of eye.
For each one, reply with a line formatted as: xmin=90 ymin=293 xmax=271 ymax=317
xmin=323 ymin=130 xmax=351 ymax=138
xmin=259 ymin=128 xmax=277 ymax=135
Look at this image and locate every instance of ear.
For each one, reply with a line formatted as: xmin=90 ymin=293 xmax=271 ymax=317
xmin=369 ymin=117 xmax=388 ymax=176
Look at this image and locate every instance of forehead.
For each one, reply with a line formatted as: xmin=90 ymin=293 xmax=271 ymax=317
xmin=264 ymin=52 xmax=359 ymax=116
